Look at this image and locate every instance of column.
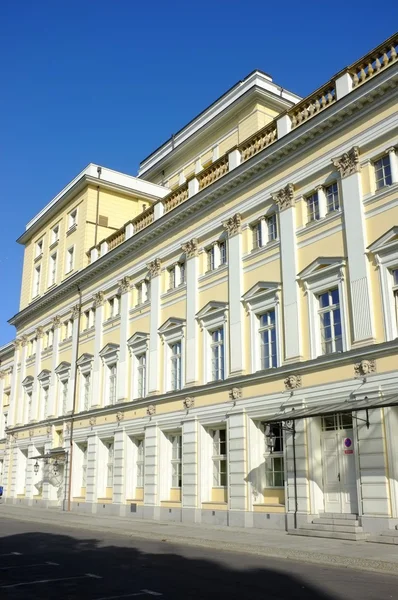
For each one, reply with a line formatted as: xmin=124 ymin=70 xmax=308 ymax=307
xmin=25 ymin=443 xmax=35 ymax=500
xmin=272 ymin=184 xmax=302 ymax=362
xmin=31 ymin=327 xmax=44 ymax=421
xmin=16 ymin=338 xmax=28 ymax=426
xmin=92 ymin=292 xmax=104 ymax=408
xmin=67 ymin=305 xmax=80 ymax=413
xmin=85 ymin=433 xmax=98 ymax=510
xmin=181 ymin=415 xmax=200 ymax=522
xmin=2 ymin=440 xmax=12 ymax=498
xmin=48 ymin=316 xmax=61 ymax=418
xmin=224 ymin=214 xmax=244 ymax=375
xmin=182 ymin=240 xmax=199 ymax=386
xmin=285 ymin=419 xmax=309 ymax=529
xmin=388 ymin=147 xmax=398 ymax=184
xmin=148 ymin=259 xmax=161 ymax=394
xmin=333 ymin=147 xmax=374 ymax=344
xmin=9 ymin=339 xmax=21 ymax=426
xmin=41 ymin=439 xmax=53 ymax=503
xmin=143 ymin=422 xmax=159 ymax=519
xmin=117 ymin=277 xmax=131 ymax=402
xmin=9 ymin=444 xmax=19 ymax=499
xmin=227 ymin=409 xmax=250 ymax=526
xmin=0 ymin=373 xmax=4 ymax=436
xmin=112 ymin=427 xmax=126 ymax=505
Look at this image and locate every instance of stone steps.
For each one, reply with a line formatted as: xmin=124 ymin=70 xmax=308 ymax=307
xmin=289 ymin=528 xmax=368 ymax=541
xmin=312 ymin=517 xmax=360 ymax=527
xmin=288 ymin=513 xmax=368 ymax=541
xmin=300 ymin=522 xmax=363 ymax=534
xmin=320 ymin=512 xmax=358 ymax=520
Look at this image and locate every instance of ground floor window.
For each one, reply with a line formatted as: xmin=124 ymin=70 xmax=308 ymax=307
xmin=322 ymin=413 xmax=353 ymax=431
xmin=212 ymin=429 xmax=227 ymax=487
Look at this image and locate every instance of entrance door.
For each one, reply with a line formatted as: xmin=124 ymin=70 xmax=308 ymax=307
xmin=321 ymin=414 xmax=358 ymax=514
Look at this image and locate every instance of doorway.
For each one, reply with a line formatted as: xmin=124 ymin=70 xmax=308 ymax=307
xmin=321 ymin=413 xmax=358 ymax=514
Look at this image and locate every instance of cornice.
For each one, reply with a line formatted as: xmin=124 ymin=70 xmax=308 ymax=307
xmin=9 ymin=66 xmax=397 ymax=330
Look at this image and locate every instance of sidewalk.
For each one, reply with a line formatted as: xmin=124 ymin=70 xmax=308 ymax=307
xmin=1 ymin=503 xmax=398 ymax=575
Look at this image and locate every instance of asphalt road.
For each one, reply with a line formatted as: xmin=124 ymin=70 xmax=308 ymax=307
xmin=0 ymin=517 xmax=397 ymax=600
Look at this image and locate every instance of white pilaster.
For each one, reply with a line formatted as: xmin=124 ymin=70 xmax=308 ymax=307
xmin=25 ymin=443 xmax=35 ymax=499
xmin=85 ymin=433 xmax=98 ymax=506
xmin=113 ymin=427 xmax=126 ymax=504
xmin=10 ymin=341 xmax=22 ymax=426
xmin=224 ymin=215 xmax=244 ymax=375
xmin=316 ymin=186 xmax=327 ymax=219
xmin=334 ymin=149 xmax=374 ymax=343
xmin=148 ymin=261 xmax=161 ymax=394
xmin=228 ymin=411 xmax=247 ymax=513
xmin=68 ymin=309 xmax=80 ymax=414
xmin=228 ymin=148 xmax=241 ymax=171
xmin=182 ymin=240 xmax=199 ymax=386
xmin=276 ymin=114 xmax=292 ymax=138
xmin=273 ymin=185 xmax=302 ymax=362
xmin=182 ymin=417 xmax=198 ymax=508
xmin=117 ymin=280 xmax=130 ymax=402
xmin=335 ymin=72 xmax=353 ymax=99
xmin=144 ymin=423 xmax=158 ymax=506
xmin=31 ymin=330 xmax=43 ymax=421
xmin=188 ymin=177 xmax=199 ymax=197
xmin=41 ymin=439 xmax=52 ymax=502
xmin=154 ymin=202 xmax=164 ymax=220
xmin=388 ymin=147 xmax=398 ymax=184
xmin=48 ymin=319 xmax=60 ymax=418
xmin=92 ymin=294 xmax=104 ymax=407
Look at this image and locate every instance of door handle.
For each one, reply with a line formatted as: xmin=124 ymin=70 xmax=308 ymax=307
xmin=337 ymin=472 xmax=341 ymax=482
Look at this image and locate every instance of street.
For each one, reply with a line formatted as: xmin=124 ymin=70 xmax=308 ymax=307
xmin=0 ymin=517 xmax=397 ymax=599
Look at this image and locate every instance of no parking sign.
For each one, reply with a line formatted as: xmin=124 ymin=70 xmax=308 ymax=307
xmin=344 ymin=437 xmax=354 ymax=454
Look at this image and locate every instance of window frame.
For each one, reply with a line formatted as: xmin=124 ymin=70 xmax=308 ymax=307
xmin=159 ymin=318 xmax=185 ymax=392
xmin=374 ymin=154 xmax=393 ymax=190
xmin=68 ymin=208 xmax=78 ymax=231
xmin=211 ymin=428 xmax=227 ymax=488
xmin=325 ymin=181 xmax=340 ymax=213
xmin=318 ymin=288 xmax=343 ymax=355
xmin=306 ymin=191 xmax=320 ymax=223
xmin=66 ymin=246 xmax=75 ymax=274
xmin=128 ymin=333 xmax=149 ymax=399
xmin=49 ymin=251 xmax=57 ymax=287
xmin=196 ymin=302 xmax=228 ymax=383
xmin=33 ymin=264 xmax=41 ymax=298
xmin=170 ymin=434 xmax=182 ymax=489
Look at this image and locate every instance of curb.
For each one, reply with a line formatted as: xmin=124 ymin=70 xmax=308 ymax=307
xmin=2 ymin=510 xmax=398 ymax=576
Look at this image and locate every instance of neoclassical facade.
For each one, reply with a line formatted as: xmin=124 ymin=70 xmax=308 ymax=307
xmin=1 ymin=34 xmax=398 ymax=540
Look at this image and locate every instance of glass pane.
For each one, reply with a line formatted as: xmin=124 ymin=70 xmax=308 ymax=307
xmin=322 ymin=415 xmax=336 ymax=430
xmin=340 ymin=413 xmax=353 ymax=429
xmin=331 ymin=288 xmax=339 ymax=305
xmin=319 ymin=292 xmax=329 ymax=308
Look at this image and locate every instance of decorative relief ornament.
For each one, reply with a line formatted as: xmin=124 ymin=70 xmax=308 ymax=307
xmin=89 ymin=416 xmax=97 ymax=428
xmin=71 ymin=304 xmax=80 ymax=319
xmin=354 ymin=359 xmax=376 ymax=378
xmin=223 ymin=213 xmax=242 ymax=237
xmin=183 ymin=396 xmax=195 ymax=409
xmin=182 ymin=238 xmax=199 ymax=259
xmin=272 ymin=184 xmax=295 ymax=211
xmin=116 ymin=411 xmax=125 ymax=423
xmin=118 ymin=276 xmax=131 ymax=295
xmin=29 ymin=428 xmax=34 ymax=438
xmin=146 ymin=404 xmax=156 ymax=416
xmin=229 ymin=387 xmax=242 ymax=400
xmin=147 ymin=259 xmax=162 ymax=278
xmin=284 ymin=374 xmax=302 ymax=390
xmin=93 ymin=291 xmax=105 ymax=308
xmin=52 ymin=315 xmax=62 ymax=329
xmin=332 ymin=146 xmax=360 ymax=178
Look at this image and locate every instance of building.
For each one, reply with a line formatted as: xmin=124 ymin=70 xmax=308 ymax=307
xmin=0 ymin=33 xmax=398 ymax=541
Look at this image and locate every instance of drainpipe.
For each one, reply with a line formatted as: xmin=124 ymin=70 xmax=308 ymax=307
xmin=94 ymin=167 xmax=102 ymax=247
xmin=67 ymin=285 xmax=82 ymax=512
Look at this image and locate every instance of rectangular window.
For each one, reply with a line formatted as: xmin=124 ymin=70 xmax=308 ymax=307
xmin=170 ymin=434 xmax=182 ymax=488
xmin=145 ymin=281 xmax=151 ymax=302
xmin=51 ymin=224 xmax=59 ymax=245
xmin=259 ymin=310 xmax=277 ymax=369
xmin=83 ymin=310 xmax=90 ymax=331
xmin=307 ymin=192 xmax=320 ymax=222
xmin=170 ymin=341 xmax=182 ymax=391
xmin=136 ymin=439 xmax=145 ymax=488
xmin=179 ymin=262 xmax=186 ymax=285
xmin=66 ymin=247 xmax=74 ymax=273
xmin=83 ymin=373 xmax=91 ymax=410
xmin=106 ymin=442 xmax=114 ymax=487
xmin=252 ymin=221 xmax=263 ymax=249
xmin=318 ymin=288 xmax=342 ymax=354
xmin=35 ymin=239 xmax=43 ymax=258
xmin=267 ymin=214 xmax=278 ymax=242
xmin=207 ymin=246 xmax=215 ymax=271
xmin=374 ymin=155 xmax=392 ymax=190
xmin=265 ymin=423 xmax=284 ymax=487
xmin=108 ymin=365 xmax=117 ymax=405
xmin=49 ymin=252 xmax=57 ymax=286
xmin=326 ymin=182 xmax=340 ymax=212
xmin=43 ymin=386 xmax=49 ymax=418
xmin=137 ymin=354 xmax=147 ymax=398
xmin=212 ymin=429 xmax=227 ymax=487
xmin=68 ymin=208 xmax=78 ymax=229
xmin=82 ymin=445 xmax=88 ymax=487
xmin=169 ymin=267 xmax=176 ymax=290
xmin=136 ymin=283 xmax=143 ymax=305
xmin=33 ymin=265 xmax=41 ymax=297
xmin=211 ymin=328 xmax=224 ymax=381
xmin=27 ymin=392 xmax=33 ymax=421
xmin=108 ymin=296 xmax=120 ymax=319
xmin=62 ymin=381 xmax=68 ymax=414
xmin=219 ymin=241 xmax=227 ymax=265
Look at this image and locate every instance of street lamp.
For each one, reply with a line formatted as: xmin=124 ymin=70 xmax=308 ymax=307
xmin=33 ymin=460 xmax=40 ymax=474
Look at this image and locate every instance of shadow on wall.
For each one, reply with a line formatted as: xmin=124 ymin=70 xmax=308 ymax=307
xmin=0 ymin=529 xmax=339 ymax=600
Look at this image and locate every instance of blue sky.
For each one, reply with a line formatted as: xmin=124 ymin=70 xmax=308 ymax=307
xmin=0 ymin=1 xmax=396 ymax=345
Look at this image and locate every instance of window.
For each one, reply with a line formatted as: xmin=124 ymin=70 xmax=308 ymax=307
xmin=136 ymin=281 xmax=150 ymax=305
xmin=35 ymin=239 xmax=43 ymax=258
xmin=179 ymin=262 xmax=186 ymax=285
xmin=137 ymin=354 xmax=147 ymax=398
xmin=212 ymin=429 xmax=227 ymax=487
xmin=252 ymin=221 xmax=262 ymax=249
xmin=83 ymin=373 xmax=91 ymax=410
xmin=326 ymin=182 xmax=339 ymax=212
xmin=374 ymin=155 xmax=392 ymax=190
xmin=170 ymin=434 xmax=182 ymax=488
xmin=393 ymin=269 xmax=398 ymax=329
xmin=170 ymin=341 xmax=182 ymax=391
xmin=259 ymin=310 xmax=277 ymax=369
xmin=307 ymin=192 xmax=320 ymax=222
xmin=169 ymin=267 xmax=176 ymax=290
xmin=211 ymin=328 xmax=224 ymax=381
xmin=33 ymin=265 xmax=41 ymax=297
xmin=267 ymin=214 xmax=278 ymax=242
xmin=66 ymin=247 xmax=74 ymax=273
xmin=63 ymin=319 xmax=73 ymax=340
xmin=68 ymin=208 xmax=78 ymax=230
xmin=168 ymin=262 xmax=186 ymax=290
xmin=44 ymin=328 xmax=53 ymax=349
xmin=27 ymin=391 xmax=33 ymax=422
xmin=62 ymin=380 xmax=69 ymax=414
xmin=318 ymin=288 xmax=342 ymax=354
xmin=49 ymin=252 xmax=57 ymax=286
xmin=108 ymin=365 xmax=117 ymax=405
xmin=207 ymin=246 xmax=215 ymax=271
xmin=136 ymin=439 xmax=145 ymax=488
xmin=106 ymin=442 xmax=114 ymax=487
xmin=264 ymin=423 xmax=284 ymax=487
xmin=108 ymin=296 xmax=120 ymax=319
xmin=51 ymin=224 xmax=59 ymax=245
xmin=82 ymin=445 xmax=88 ymax=487
xmin=42 ymin=386 xmax=49 ymax=418
xmin=219 ymin=241 xmax=227 ymax=265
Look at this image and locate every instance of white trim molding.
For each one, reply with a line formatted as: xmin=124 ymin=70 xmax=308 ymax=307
xmin=158 ymin=317 xmax=185 ymax=393
xmin=196 ymin=301 xmax=228 ymax=383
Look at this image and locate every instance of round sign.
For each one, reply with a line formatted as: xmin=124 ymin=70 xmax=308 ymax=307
xmin=344 ymin=437 xmax=352 ymax=448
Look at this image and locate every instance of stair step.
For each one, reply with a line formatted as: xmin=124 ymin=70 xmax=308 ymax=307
xmin=320 ymin=513 xmax=358 ymax=520
xmin=302 ymin=523 xmax=363 ymax=533
xmin=289 ymin=529 xmax=368 ymax=541
xmin=312 ymin=518 xmax=360 ymax=527
xmin=368 ymin=534 xmax=398 ymax=545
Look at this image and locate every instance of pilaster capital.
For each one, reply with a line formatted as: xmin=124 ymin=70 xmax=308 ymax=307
xmin=147 ymin=259 xmax=162 ymax=278
xmin=52 ymin=315 xmax=62 ymax=329
xmin=71 ymin=305 xmax=80 ymax=319
xmin=36 ymin=326 xmax=44 ymax=339
xmin=223 ymin=213 xmax=242 ymax=237
xmin=182 ymin=238 xmax=199 ymax=258
xmin=272 ymin=184 xmax=295 ymax=211
xmin=12 ymin=338 xmax=22 ymax=350
xmin=118 ymin=276 xmax=131 ymax=294
xmin=93 ymin=291 xmax=105 ymax=308
xmin=20 ymin=335 xmax=28 ymax=347
xmin=0 ymin=370 xmax=5 ymax=380
xmin=332 ymin=146 xmax=360 ymax=178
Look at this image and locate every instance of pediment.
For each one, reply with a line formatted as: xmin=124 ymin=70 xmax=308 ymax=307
xmin=22 ymin=375 xmax=34 ymax=387
xmin=298 ymin=257 xmax=345 ymax=280
xmin=196 ymin=301 xmax=228 ymax=320
xmin=158 ymin=317 xmax=185 ymax=334
xmin=99 ymin=343 xmax=120 ymax=357
xmin=76 ymin=353 xmax=94 ymax=366
xmin=55 ymin=361 xmax=71 ymax=375
xmin=37 ymin=369 xmax=51 ymax=382
xmin=242 ymin=281 xmax=280 ymax=303
xmin=127 ymin=332 xmax=149 ymax=346
xmin=368 ymin=227 xmax=398 ymax=253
